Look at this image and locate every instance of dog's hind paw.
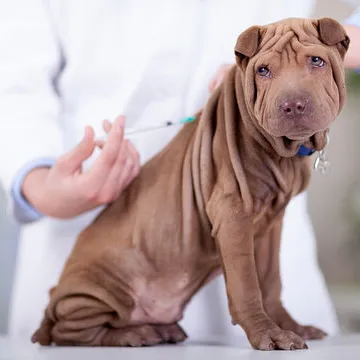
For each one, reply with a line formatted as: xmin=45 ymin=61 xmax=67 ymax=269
xmin=101 ymin=323 xmax=187 ymax=347
xmin=102 ymin=325 xmax=163 ymax=347
xmin=154 ymin=323 xmax=188 ymax=344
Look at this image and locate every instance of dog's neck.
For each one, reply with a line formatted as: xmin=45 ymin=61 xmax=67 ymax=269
xmin=193 ymin=64 xmax=312 ymax=213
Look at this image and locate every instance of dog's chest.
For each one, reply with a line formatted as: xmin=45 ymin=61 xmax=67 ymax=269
xmin=249 ymin=157 xmax=309 ymax=213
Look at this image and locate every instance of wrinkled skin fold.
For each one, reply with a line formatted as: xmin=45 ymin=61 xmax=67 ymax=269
xmin=32 ymin=17 xmax=348 ymax=351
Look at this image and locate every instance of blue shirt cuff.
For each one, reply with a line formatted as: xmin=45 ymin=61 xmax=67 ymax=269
xmin=11 ymin=158 xmax=56 ymax=224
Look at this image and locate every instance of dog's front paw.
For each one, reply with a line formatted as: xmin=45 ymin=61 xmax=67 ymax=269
xmin=265 ymin=304 xmax=327 ymax=341
xmin=292 ymin=325 xmax=327 ymax=340
xmin=250 ymin=328 xmax=308 ymax=351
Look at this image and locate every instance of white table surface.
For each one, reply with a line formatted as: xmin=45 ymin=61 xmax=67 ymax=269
xmin=1 ymin=333 xmax=360 ymax=360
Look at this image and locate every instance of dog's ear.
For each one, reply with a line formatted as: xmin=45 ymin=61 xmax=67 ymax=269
xmin=317 ymin=17 xmax=350 ymax=58
xmin=234 ymin=26 xmax=263 ymax=65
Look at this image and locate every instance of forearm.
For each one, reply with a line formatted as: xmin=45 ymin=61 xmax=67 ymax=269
xmin=344 ymin=24 xmax=360 ymax=69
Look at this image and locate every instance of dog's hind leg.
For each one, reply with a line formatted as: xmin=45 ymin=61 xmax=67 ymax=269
xmin=32 ymin=313 xmax=187 ymax=346
xmin=31 ymin=275 xmax=188 ymax=347
xmin=31 ymin=275 xmax=136 ymax=346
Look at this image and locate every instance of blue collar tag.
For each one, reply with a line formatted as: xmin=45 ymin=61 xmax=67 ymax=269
xmin=297 ymin=145 xmax=315 ymax=157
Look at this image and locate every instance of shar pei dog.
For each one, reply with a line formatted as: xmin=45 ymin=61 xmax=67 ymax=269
xmin=32 ymin=17 xmax=349 ymax=350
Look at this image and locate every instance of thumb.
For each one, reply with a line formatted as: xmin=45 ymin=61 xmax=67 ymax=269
xmin=56 ymin=126 xmax=96 ymax=174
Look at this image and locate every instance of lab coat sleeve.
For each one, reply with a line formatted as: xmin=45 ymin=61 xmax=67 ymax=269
xmin=11 ymin=158 xmax=56 ymax=223
xmin=0 ymin=0 xmax=64 ymax=220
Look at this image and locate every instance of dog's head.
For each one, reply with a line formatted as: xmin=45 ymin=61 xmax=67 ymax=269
xmin=234 ymin=17 xmax=349 ymax=156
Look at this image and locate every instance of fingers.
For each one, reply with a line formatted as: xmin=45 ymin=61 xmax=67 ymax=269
xmin=102 ymin=119 xmax=112 ymax=134
xmin=96 ymin=140 xmax=140 ymax=203
xmin=98 ymin=116 xmax=140 ymax=191
xmin=56 ymin=126 xmax=96 ymax=174
xmin=123 ymin=140 xmax=140 ymax=188
xmin=95 ymin=118 xmax=121 ymax=148
xmin=119 ymin=142 xmax=139 ymax=192
xmin=81 ymin=115 xmax=126 ymax=192
xmin=47 ymin=114 xmax=141 ymax=216
xmin=63 ymin=114 xmax=140 ymax=205
xmin=96 ymin=141 xmax=129 ymax=203
xmin=94 ymin=139 xmax=106 ymax=148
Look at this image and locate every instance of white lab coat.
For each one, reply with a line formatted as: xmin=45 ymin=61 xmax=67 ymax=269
xmin=0 ymin=0 xmax=339 ymax=342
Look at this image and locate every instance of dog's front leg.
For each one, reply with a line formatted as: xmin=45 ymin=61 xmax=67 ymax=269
xmin=208 ymin=197 xmax=307 ymax=351
xmin=255 ymin=215 xmax=327 ymax=341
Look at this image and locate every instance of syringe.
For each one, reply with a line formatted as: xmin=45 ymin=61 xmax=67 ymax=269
xmin=96 ymin=115 xmax=196 ymax=142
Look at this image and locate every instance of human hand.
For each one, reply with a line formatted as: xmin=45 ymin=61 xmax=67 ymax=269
xmin=22 ymin=115 xmax=140 ymax=218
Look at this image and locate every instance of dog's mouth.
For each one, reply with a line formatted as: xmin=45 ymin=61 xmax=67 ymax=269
xmin=260 ymin=117 xmax=331 ymax=157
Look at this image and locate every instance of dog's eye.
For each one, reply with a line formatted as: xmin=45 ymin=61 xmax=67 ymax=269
xmin=310 ymin=56 xmax=325 ymax=67
xmin=257 ymin=66 xmax=271 ymax=77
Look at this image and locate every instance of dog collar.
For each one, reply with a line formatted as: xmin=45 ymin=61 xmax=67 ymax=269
xmin=297 ymin=145 xmax=315 ymax=157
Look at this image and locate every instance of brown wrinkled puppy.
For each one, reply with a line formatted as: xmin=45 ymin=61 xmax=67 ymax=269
xmin=32 ymin=17 xmax=349 ymax=350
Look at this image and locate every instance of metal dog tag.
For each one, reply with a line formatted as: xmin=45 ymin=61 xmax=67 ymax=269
xmin=314 ymin=133 xmax=330 ymax=175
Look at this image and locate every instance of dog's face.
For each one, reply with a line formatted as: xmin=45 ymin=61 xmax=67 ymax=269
xmin=235 ymin=18 xmax=349 ymax=156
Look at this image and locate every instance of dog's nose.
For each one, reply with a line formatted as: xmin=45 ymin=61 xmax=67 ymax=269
xmin=281 ymin=98 xmax=307 ymax=116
